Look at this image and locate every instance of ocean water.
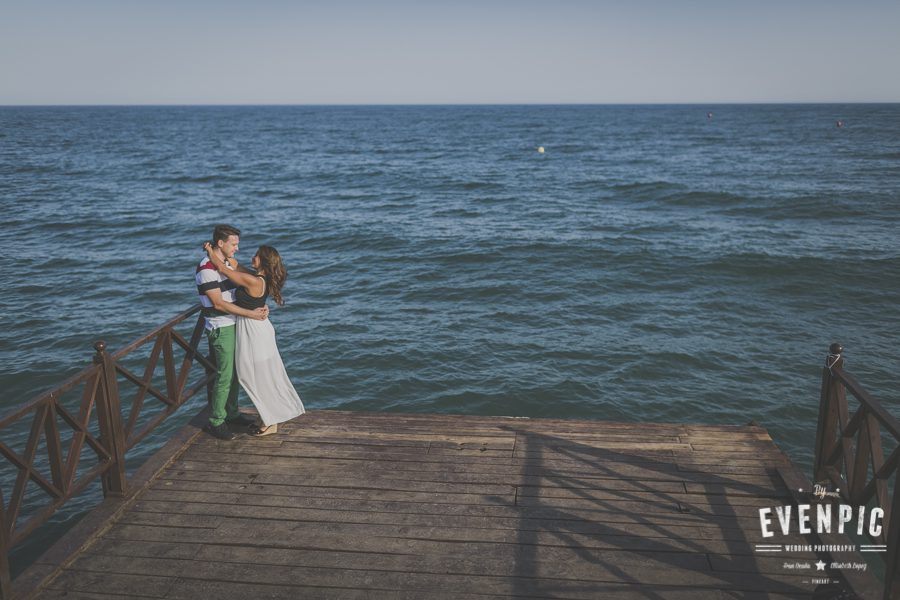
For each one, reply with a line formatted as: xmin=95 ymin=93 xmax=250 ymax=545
xmin=1 ymin=104 xmax=899 ymax=573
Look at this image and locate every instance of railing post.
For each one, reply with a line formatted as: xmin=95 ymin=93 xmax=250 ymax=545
xmin=885 ymin=482 xmax=900 ymax=600
xmin=814 ymin=343 xmax=843 ymax=482
xmin=93 ymin=341 xmax=127 ymax=497
xmin=850 ymin=408 xmax=871 ymax=505
xmin=0 ymin=489 xmax=10 ymax=600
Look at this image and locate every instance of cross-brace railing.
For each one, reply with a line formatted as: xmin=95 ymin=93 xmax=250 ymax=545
xmin=0 ymin=306 xmax=214 ymax=599
xmin=814 ymin=343 xmax=900 ymax=600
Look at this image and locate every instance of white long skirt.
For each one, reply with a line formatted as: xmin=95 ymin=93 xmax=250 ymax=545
xmin=235 ymin=316 xmax=305 ymax=426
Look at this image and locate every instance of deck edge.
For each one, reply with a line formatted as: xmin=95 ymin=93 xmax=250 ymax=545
xmin=11 ymin=408 xmax=209 ymax=600
xmin=8 ymin=409 xmax=806 ymax=598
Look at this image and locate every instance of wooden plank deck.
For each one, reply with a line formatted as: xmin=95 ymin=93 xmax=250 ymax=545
xmin=23 ymin=410 xmax=881 ymax=599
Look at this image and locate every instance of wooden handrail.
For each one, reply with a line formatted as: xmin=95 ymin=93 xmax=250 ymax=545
xmin=834 ymin=369 xmax=900 ymax=441
xmin=0 ymin=305 xmax=214 ymax=599
xmin=813 ymin=343 xmax=900 ymax=600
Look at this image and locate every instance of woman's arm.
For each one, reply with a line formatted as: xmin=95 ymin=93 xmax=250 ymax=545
xmin=203 ymin=243 xmax=264 ymax=294
xmin=204 ymin=288 xmax=269 ymax=320
xmin=229 ymin=255 xmax=254 ymax=274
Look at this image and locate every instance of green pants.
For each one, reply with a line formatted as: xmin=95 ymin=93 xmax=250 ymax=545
xmin=207 ymin=324 xmax=240 ymax=426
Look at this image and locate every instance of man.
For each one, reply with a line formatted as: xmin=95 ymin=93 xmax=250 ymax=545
xmin=196 ymin=224 xmax=268 ymax=440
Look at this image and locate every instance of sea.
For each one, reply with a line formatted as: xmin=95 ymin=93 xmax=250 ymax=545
xmin=1 ymin=104 xmax=899 ymax=574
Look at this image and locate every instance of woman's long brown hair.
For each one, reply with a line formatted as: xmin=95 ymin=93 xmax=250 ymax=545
xmin=256 ymin=245 xmax=287 ymax=306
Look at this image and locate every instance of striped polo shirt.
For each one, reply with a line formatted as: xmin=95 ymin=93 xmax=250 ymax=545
xmin=195 ymin=256 xmax=238 ymax=330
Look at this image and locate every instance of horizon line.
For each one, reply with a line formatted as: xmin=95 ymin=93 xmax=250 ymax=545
xmin=2 ymin=101 xmax=899 ymax=108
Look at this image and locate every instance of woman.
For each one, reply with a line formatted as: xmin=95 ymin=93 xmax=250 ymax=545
xmin=202 ymin=242 xmax=305 ymax=436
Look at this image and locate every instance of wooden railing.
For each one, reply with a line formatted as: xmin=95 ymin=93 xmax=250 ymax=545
xmin=814 ymin=343 xmax=900 ymax=600
xmin=0 ymin=306 xmax=214 ymax=599
xmin=4 ymin=324 xmax=898 ymax=597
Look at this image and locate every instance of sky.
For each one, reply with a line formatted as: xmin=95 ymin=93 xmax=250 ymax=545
xmin=1 ymin=0 xmax=899 ymax=104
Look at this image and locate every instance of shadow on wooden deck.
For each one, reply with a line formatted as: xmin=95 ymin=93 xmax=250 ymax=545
xmin=18 ymin=410 xmax=880 ymax=599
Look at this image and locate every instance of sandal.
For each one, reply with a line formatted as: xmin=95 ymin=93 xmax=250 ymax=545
xmin=251 ymin=424 xmax=278 ymax=437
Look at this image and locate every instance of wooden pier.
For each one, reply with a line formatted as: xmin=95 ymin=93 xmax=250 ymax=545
xmin=19 ymin=410 xmax=880 ymax=599
xmin=2 ymin=310 xmax=894 ymax=599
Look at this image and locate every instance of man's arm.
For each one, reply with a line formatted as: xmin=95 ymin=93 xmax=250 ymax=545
xmin=204 ymin=244 xmax=264 ymax=292
xmin=205 ymin=288 xmax=268 ymax=320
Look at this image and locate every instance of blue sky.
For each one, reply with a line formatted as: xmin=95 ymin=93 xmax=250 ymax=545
xmin=2 ymin=0 xmax=898 ymax=104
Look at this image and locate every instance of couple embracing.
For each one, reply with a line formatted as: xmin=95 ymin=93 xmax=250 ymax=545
xmin=195 ymin=224 xmax=305 ymax=440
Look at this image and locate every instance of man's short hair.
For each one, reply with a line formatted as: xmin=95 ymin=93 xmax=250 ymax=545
xmin=212 ymin=224 xmax=241 ymax=244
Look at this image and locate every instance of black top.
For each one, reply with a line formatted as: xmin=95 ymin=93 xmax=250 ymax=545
xmin=234 ymin=277 xmax=268 ymax=310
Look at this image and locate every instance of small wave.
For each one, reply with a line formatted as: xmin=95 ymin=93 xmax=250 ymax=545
xmin=17 ymin=284 xmax=59 ymax=297
xmin=432 ymin=249 xmax=505 ymax=265
xmin=874 ymin=151 xmax=900 ymax=160
xmin=696 ymin=252 xmax=894 ymax=282
xmin=463 ymin=181 xmax=504 ymax=191
xmin=540 ymin=143 xmax=589 ymax=153
xmin=721 ymin=195 xmax=874 ymax=220
xmin=571 ymin=179 xmax=610 ymax=191
xmin=11 ymin=164 xmax=58 ymax=175
xmin=25 ymin=221 xmax=97 ymax=233
xmin=163 ymin=174 xmax=219 ymax=184
xmin=302 ymin=232 xmax=408 ymax=253
xmin=401 ymin=282 xmax=521 ymax=302
xmin=612 ymin=181 xmax=679 ymax=192
xmin=433 ymin=208 xmax=481 ymax=218
xmin=330 ymin=192 xmax=380 ymax=201
xmin=610 ymin=181 xmax=686 ymax=202
xmin=434 ymin=181 xmax=505 ymax=192
xmin=657 ymin=190 xmax=748 ymax=208
xmin=313 ymin=322 xmax=370 ymax=335
xmin=474 ymin=195 xmax=516 ymax=205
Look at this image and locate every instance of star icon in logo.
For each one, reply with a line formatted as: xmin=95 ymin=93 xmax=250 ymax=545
xmin=815 ymin=560 xmax=827 ymax=571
